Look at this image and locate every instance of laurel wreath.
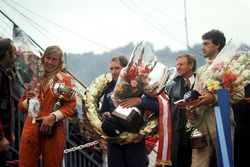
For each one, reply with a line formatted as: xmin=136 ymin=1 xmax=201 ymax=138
xmin=82 ymin=73 xmax=158 ymax=144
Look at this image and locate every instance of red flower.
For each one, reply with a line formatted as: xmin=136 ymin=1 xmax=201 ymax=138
xmin=212 ymin=62 xmax=225 ymax=71
xmin=222 ymin=72 xmax=237 ymax=88
xmin=130 ymin=80 xmax=138 ymax=88
xmin=127 ymin=66 xmax=138 ymax=80
xmin=141 ymin=66 xmax=151 ymax=75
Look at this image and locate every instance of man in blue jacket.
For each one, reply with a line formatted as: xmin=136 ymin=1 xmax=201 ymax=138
xmin=100 ymin=55 xmax=159 ymax=167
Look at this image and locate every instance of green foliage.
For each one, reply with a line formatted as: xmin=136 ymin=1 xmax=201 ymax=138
xmin=66 ymin=42 xmax=206 ymax=86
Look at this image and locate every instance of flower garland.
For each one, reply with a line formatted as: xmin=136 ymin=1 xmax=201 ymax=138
xmin=82 ymin=73 xmax=158 ymax=144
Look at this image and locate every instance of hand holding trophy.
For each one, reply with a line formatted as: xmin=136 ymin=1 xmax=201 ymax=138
xmin=175 ymin=90 xmax=207 ymax=149
xmin=50 ymin=79 xmax=77 ymax=111
xmin=111 ymin=41 xmax=176 ymax=133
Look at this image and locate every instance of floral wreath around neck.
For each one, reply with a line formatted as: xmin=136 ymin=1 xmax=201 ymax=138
xmin=82 ymin=72 xmax=158 ymax=144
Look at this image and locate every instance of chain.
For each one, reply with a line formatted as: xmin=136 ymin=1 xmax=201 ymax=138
xmin=64 ymin=140 xmax=100 ymax=154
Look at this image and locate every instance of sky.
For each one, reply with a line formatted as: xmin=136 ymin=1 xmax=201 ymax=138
xmin=0 ymin=0 xmax=249 ymax=54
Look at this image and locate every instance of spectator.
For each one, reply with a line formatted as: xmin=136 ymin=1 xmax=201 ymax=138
xmin=0 ymin=38 xmax=17 ymax=167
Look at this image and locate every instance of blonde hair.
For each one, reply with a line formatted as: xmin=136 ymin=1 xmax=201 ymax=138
xmin=42 ymin=45 xmax=64 ymax=69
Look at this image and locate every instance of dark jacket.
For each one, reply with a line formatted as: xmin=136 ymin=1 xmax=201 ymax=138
xmin=100 ymin=80 xmax=159 ymax=115
xmin=100 ymin=80 xmax=159 ymax=137
xmin=232 ymin=84 xmax=250 ymax=167
xmin=99 ymin=80 xmax=116 ymax=116
xmin=0 ymin=67 xmax=13 ymax=141
xmin=165 ymin=75 xmax=192 ymax=167
xmin=233 ymin=84 xmax=250 ymax=133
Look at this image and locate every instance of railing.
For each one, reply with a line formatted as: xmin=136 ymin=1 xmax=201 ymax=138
xmin=64 ymin=140 xmax=102 ymax=167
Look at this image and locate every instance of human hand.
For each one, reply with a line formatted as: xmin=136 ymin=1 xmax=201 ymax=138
xmin=25 ymin=84 xmax=36 ymax=100
xmin=102 ymin=112 xmax=111 ymax=120
xmin=133 ymin=134 xmax=144 ymax=143
xmin=11 ymin=132 xmax=15 ymax=142
xmin=187 ymin=109 xmax=196 ymax=125
xmin=0 ymin=137 xmax=10 ymax=152
xmin=196 ymin=92 xmax=215 ymax=107
xmin=119 ymin=97 xmax=141 ymax=108
xmin=6 ymin=68 xmax=15 ymax=80
xmin=37 ymin=114 xmax=56 ymax=135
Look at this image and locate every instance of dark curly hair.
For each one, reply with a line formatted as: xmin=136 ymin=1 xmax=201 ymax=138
xmin=202 ymin=29 xmax=226 ymax=52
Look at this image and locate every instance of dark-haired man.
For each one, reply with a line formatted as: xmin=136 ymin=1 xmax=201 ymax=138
xmin=0 ymin=38 xmax=17 ymax=167
xmin=190 ymin=29 xmax=243 ymax=166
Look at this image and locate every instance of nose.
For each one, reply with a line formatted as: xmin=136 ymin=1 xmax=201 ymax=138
xmin=47 ymin=58 xmax=54 ymax=64
xmin=13 ymin=53 xmax=17 ymax=62
xmin=201 ymin=45 xmax=205 ymax=51
xmin=111 ymin=70 xmax=116 ymax=77
xmin=13 ymin=56 xmax=17 ymax=62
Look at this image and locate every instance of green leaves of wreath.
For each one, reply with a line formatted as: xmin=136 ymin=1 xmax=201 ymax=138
xmin=82 ymin=73 xmax=158 ymax=144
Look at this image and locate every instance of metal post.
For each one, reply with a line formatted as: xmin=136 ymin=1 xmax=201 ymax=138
xmin=183 ymin=0 xmax=190 ymax=50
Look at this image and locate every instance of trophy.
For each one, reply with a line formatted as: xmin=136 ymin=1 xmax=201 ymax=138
xmin=50 ymin=82 xmax=77 ymax=111
xmin=111 ymin=105 xmax=144 ymax=132
xmin=174 ymin=90 xmax=207 ymax=149
xmin=190 ymin=128 xmax=207 ymax=149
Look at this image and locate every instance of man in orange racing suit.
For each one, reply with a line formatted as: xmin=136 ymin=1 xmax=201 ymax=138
xmin=18 ymin=45 xmax=76 ymax=167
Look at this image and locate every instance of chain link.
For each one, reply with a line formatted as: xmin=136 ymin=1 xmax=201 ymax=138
xmin=64 ymin=140 xmax=100 ymax=154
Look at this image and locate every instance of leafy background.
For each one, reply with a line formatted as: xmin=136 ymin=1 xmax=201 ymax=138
xmin=65 ymin=42 xmax=209 ymax=86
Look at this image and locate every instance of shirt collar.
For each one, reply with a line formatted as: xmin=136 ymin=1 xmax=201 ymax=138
xmin=186 ymin=74 xmax=195 ymax=87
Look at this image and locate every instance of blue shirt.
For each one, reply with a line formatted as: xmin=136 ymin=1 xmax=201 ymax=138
xmin=99 ymin=80 xmax=159 ymax=115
